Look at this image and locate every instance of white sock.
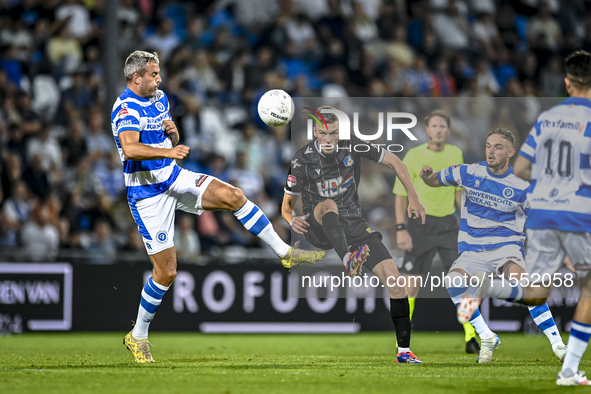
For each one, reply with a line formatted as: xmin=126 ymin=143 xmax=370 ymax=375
xmin=342 ymin=252 xmax=351 ymax=267
xmin=132 ymin=276 xmax=169 ymax=339
xmin=234 ymin=200 xmax=289 ymax=257
xmin=470 ymin=314 xmax=494 ymax=340
xmin=562 ymin=321 xmax=591 ymax=374
xmin=398 ymin=347 xmax=410 ymax=353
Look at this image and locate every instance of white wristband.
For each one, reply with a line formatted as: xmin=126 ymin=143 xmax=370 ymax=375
xmin=290 ymin=215 xmax=305 ymax=227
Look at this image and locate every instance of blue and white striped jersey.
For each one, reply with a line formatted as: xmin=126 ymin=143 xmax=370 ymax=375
xmin=111 ymin=87 xmax=180 ymax=202
xmin=437 ymin=162 xmax=530 ymax=253
xmin=519 ymin=97 xmax=591 ymax=233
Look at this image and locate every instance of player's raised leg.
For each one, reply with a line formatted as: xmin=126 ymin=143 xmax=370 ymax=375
xmin=313 ymin=200 xmax=369 ymax=277
xmin=445 ymin=270 xmax=499 ymax=363
xmin=125 ymin=247 xmax=177 ymax=363
xmin=201 ymin=179 xmax=324 ymax=267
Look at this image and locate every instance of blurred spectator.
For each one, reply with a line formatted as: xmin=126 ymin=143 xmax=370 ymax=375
xmin=432 ymin=58 xmax=456 ymax=97
xmin=527 ymin=3 xmax=562 ymax=51
xmin=541 ymin=56 xmax=565 ymax=97
xmin=144 ymin=18 xmax=180 ymax=61
xmin=472 ymin=12 xmax=503 ymax=61
xmin=23 ymin=154 xmax=50 ymax=199
xmin=46 ymin=25 xmax=82 ymax=74
xmin=0 ymin=21 xmax=34 ymax=62
xmin=496 ymin=4 xmax=521 ymax=51
xmin=174 ymin=214 xmax=201 ymax=261
xmin=228 ymin=151 xmax=264 ymax=201
xmin=26 ymin=123 xmax=62 ymax=174
xmin=60 ymin=118 xmax=88 ymax=167
xmin=14 ymin=90 xmax=42 ymax=134
xmin=21 ymin=200 xmax=60 ymax=261
xmin=95 ymin=153 xmax=125 ymax=201
xmin=56 ymin=0 xmax=93 ymax=41
xmin=61 ymin=69 xmax=95 ymax=116
xmin=85 ymin=109 xmax=112 ymax=161
xmin=87 ymin=219 xmax=117 ymax=262
xmin=1 ymin=180 xmax=33 ymax=231
xmin=431 ymin=0 xmax=470 ymax=50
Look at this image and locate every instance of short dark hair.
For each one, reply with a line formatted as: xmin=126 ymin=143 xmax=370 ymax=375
xmin=316 ymin=105 xmax=339 ymax=125
xmin=424 ymin=109 xmax=450 ymax=127
xmin=487 ymin=126 xmax=515 ymax=147
xmin=565 ymin=50 xmax=591 ymax=89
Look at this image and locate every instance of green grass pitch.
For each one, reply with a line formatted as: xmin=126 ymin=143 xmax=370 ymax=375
xmin=0 ymin=332 xmax=582 ymax=393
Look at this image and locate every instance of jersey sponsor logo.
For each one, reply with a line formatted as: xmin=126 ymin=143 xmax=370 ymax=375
xmin=291 ymin=159 xmax=301 ymax=168
xmin=343 ymin=156 xmax=353 ymax=167
xmin=155 ymin=102 xmax=166 ymax=112
xmin=316 ymin=174 xmax=353 ymax=197
xmin=287 ymin=175 xmax=296 ymax=187
xmin=442 ymin=168 xmax=450 ymax=178
xmin=195 ymin=175 xmax=209 ymax=187
xmin=156 ymin=231 xmax=168 ymax=243
xmin=305 ymin=146 xmax=313 ymax=154
xmin=118 ymin=109 xmax=129 ymax=118
xmin=503 ymin=187 xmax=515 ymax=199
xmin=452 ymin=164 xmax=461 ymax=168
xmin=118 ymin=119 xmax=133 ymax=128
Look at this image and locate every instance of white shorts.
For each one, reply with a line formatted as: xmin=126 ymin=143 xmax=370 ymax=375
xmin=129 ymin=169 xmax=215 ymax=255
xmin=450 ymin=244 xmax=526 ymax=276
xmin=526 ymin=229 xmax=591 ymax=279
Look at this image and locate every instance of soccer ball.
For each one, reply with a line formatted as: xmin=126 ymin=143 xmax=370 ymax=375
xmin=257 ymin=89 xmax=295 ymax=127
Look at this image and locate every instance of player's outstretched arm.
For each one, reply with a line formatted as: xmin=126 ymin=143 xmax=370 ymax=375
xmin=513 ymin=155 xmax=532 ymax=181
xmin=420 ymin=165 xmax=442 ymax=187
xmin=119 ymin=130 xmax=190 ymax=160
xmin=381 ymin=151 xmax=425 ymax=224
xmin=281 ymin=193 xmax=310 ymax=234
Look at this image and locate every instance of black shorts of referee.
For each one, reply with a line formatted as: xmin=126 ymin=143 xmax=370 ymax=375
xmin=399 ymin=214 xmax=459 ymax=277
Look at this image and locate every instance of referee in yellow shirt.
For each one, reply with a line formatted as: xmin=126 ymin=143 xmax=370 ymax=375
xmin=393 ymin=110 xmax=479 ymax=354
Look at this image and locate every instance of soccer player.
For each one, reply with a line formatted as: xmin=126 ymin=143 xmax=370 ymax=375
xmin=421 ymin=127 xmax=566 ymax=364
xmin=282 ymin=105 xmax=427 ymax=363
xmin=468 ymin=51 xmax=591 ymax=385
xmin=112 ymin=51 xmax=325 ymax=363
xmin=393 ymin=110 xmax=479 ymax=354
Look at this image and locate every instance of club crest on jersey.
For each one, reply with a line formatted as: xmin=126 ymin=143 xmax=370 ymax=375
xmin=287 ymin=174 xmax=297 ymax=187
xmin=155 ymin=102 xmax=166 ymax=112
xmin=549 ymin=188 xmax=559 ymax=198
xmin=503 ymin=187 xmax=514 ymax=199
xmin=475 ymin=180 xmax=480 ymax=188
xmin=343 ymin=156 xmax=353 ymax=167
xmin=156 ymin=231 xmax=168 ymax=243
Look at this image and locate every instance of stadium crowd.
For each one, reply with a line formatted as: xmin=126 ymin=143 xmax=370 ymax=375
xmin=0 ymin=0 xmax=587 ymax=262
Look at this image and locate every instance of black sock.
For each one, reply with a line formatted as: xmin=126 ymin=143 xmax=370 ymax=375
xmin=390 ymin=297 xmax=411 ymax=349
xmin=321 ymin=211 xmax=349 ymax=260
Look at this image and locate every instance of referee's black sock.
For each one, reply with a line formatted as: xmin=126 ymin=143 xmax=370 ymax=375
xmin=390 ymin=297 xmax=411 ymax=349
xmin=321 ymin=211 xmax=349 ymax=260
